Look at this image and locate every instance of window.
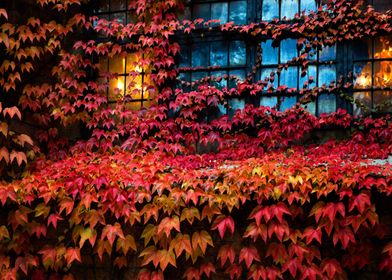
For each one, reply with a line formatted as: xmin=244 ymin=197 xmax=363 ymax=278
xmin=192 ymin=1 xmax=247 ymax=25
xmin=92 ymin=0 xmax=136 ymax=25
xmin=353 ymin=36 xmax=392 ymax=115
xmin=259 ymin=39 xmax=337 ymax=114
xmin=261 ymin=0 xmax=318 ymax=21
xmin=368 ymin=0 xmax=392 ymax=12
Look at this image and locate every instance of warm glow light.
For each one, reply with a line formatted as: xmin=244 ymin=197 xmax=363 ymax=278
xmin=116 ymin=79 xmax=123 ymax=90
xmin=356 ymin=73 xmax=372 ymax=88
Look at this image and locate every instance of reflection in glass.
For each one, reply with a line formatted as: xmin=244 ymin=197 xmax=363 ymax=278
xmin=261 ymin=40 xmax=279 ymax=65
xmin=230 ymin=41 xmax=246 ymax=66
xmin=179 ymin=49 xmax=190 ymax=68
xmin=280 ymin=96 xmax=297 ymax=111
xmin=191 ymin=72 xmax=207 ymax=82
xmin=261 ymin=68 xmax=278 ymax=89
xmin=260 ymin=96 xmax=278 ymax=108
xmin=302 ymin=101 xmax=316 ymax=115
xmin=210 ymin=42 xmax=228 ymax=67
xmin=374 ymin=36 xmax=392 ymax=58
xmin=373 ymin=0 xmax=392 ymax=12
xmin=374 ymin=61 xmax=392 ymax=87
xmin=374 ymin=91 xmax=392 ymax=112
xmin=319 ymin=45 xmax=336 ymax=61
xmin=280 ymin=39 xmax=298 ymax=63
xmin=318 ymin=65 xmax=336 ymax=86
xmin=229 ymin=98 xmax=245 ymax=114
xmin=318 ymin=94 xmax=336 ymax=114
xmin=211 ymin=3 xmax=228 ymax=24
xmin=300 ymin=65 xmax=317 ymax=88
xmin=210 ymin=70 xmax=227 ymax=89
xmin=353 ymin=92 xmax=371 ymax=116
xmin=281 ymin=0 xmax=299 ymax=19
xmin=354 ymin=62 xmax=372 ymax=89
xmin=228 ymin=70 xmax=246 ymax=88
xmin=193 ymin=4 xmax=210 ymax=20
xmin=111 ymin=12 xmax=126 ymax=24
xmin=301 ymin=0 xmax=317 ymax=13
xmin=230 ymin=1 xmax=247 ymax=24
xmin=192 ymin=44 xmax=209 ymax=67
xmin=94 ymin=0 xmax=109 ymax=13
xmin=262 ymin=0 xmax=279 ymax=21
xmin=280 ymin=67 xmax=298 ymax=89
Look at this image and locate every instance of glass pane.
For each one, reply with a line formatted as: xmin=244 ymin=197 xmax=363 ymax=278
xmin=178 ymin=7 xmax=191 ymax=21
xmin=374 ymin=61 xmax=392 ymax=87
xmin=124 ymin=102 xmax=142 ymax=111
xmin=281 ymin=0 xmax=299 ymax=19
xmin=109 ymin=76 xmax=125 ymax=101
xmin=261 ymin=40 xmax=279 ymax=65
xmin=127 ymin=11 xmax=137 ymax=24
xmin=191 ymin=71 xmax=207 ymax=82
xmin=111 ymin=0 xmax=126 ymax=11
xmin=109 ymin=57 xmax=126 ymax=74
xmin=260 ymin=96 xmax=278 ymax=108
xmin=229 ymin=98 xmax=245 ymax=114
xmin=111 ymin=12 xmax=126 ymax=24
xmin=210 ymin=41 xmax=228 ymax=67
xmin=373 ymin=1 xmax=392 ymax=13
xmin=280 ymin=96 xmax=297 ymax=111
xmin=260 ymin=68 xmax=278 ymax=89
xmin=262 ymin=0 xmax=279 ymax=21
xmin=280 ymin=39 xmax=298 ymax=63
xmin=230 ymin=1 xmax=247 ymax=24
xmin=217 ymin=104 xmax=227 ymax=116
xmin=302 ymin=101 xmax=316 ymax=115
xmin=228 ymin=70 xmax=246 ymax=88
xmin=210 ymin=70 xmax=228 ymax=89
xmin=353 ymin=92 xmax=371 ymax=116
xmin=94 ymin=0 xmax=109 ymax=13
xmin=352 ymin=39 xmax=371 ymax=61
xmin=280 ymin=67 xmax=298 ymax=89
xmin=301 ymin=0 xmax=317 ymax=13
xmin=354 ymin=62 xmax=372 ymax=89
xmin=126 ymin=75 xmax=143 ymax=99
xmin=178 ymin=73 xmax=191 ymax=90
xmin=179 ymin=49 xmax=190 ymax=68
xmin=318 ymin=65 xmax=336 ymax=86
xmin=319 ymin=45 xmax=336 ymax=61
xmin=99 ymin=57 xmax=108 ymax=72
xmin=211 ymin=3 xmax=228 ymax=24
xmin=193 ymin=4 xmax=210 ymax=20
xmin=300 ymin=65 xmax=317 ymax=88
xmin=318 ymin=94 xmax=336 ymax=114
xmin=229 ymin=41 xmax=246 ymax=66
xmin=192 ymin=43 xmax=209 ymax=67
xmin=374 ymin=91 xmax=392 ymax=112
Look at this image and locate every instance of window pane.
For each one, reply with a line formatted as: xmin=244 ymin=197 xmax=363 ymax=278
xmin=373 ymin=0 xmax=392 ymax=12
xmin=210 ymin=70 xmax=228 ymax=89
xmin=111 ymin=12 xmax=126 ymax=24
xmin=280 ymin=39 xmax=298 ymax=63
xmin=260 ymin=96 xmax=278 ymax=108
xmin=374 ymin=61 xmax=392 ymax=87
xmin=302 ymin=101 xmax=316 ymax=115
xmin=318 ymin=94 xmax=336 ymax=114
xmin=260 ymin=68 xmax=278 ymax=89
xmin=318 ymin=65 xmax=336 ymax=86
xmin=109 ymin=57 xmax=125 ymax=73
xmin=193 ymin=4 xmax=210 ymax=20
xmin=191 ymin=71 xmax=207 ymax=82
xmin=99 ymin=57 xmax=108 ymax=72
xmin=111 ymin=0 xmax=126 ymax=11
xmin=353 ymin=92 xmax=371 ymax=116
xmin=179 ymin=49 xmax=190 ymax=68
xmin=127 ymin=11 xmax=137 ymax=24
xmin=281 ymin=0 xmax=299 ymax=19
xmin=261 ymin=40 xmax=279 ymax=65
xmin=228 ymin=70 xmax=246 ymax=88
xmin=374 ymin=91 xmax=392 ymax=112
xmin=354 ymin=62 xmax=372 ymax=89
xmin=230 ymin=1 xmax=247 ymax=24
xmin=280 ymin=67 xmax=298 ymax=89
xmin=229 ymin=98 xmax=245 ymax=114
xmin=109 ymin=76 xmax=125 ymax=101
xmin=94 ymin=0 xmax=109 ymax=13
xmin=229 ymin=41 xmax=246 ymax=66
xmin=319 ymin=45 xmax=336 ymax=61
xmin=126 ymin=75 xmax=143 ymax=99
xmin=374 ymin=36 xmax=392 ymax=58
xmin=352 ymin=39 xmax=372 ymax=61
xmin=280 ymin=96 xmax=297 ymax=111
xmin=301 ymin=0 xmax=317 ymax=13
xmin=192 ymin=43 xmax=209 ymax=67
xmin=300 ymin=65 xmax=317 ymax=88
xmin=262 ymin=0 xmax=279 ymax=21
xmin=210 ymin=42 xmax=228 ymax=67
xmin=211 ymin=3 xmax=228 ymax=24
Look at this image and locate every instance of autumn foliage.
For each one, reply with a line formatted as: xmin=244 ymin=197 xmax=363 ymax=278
xmin=0 ymin=0 xmax=392 ymax=279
